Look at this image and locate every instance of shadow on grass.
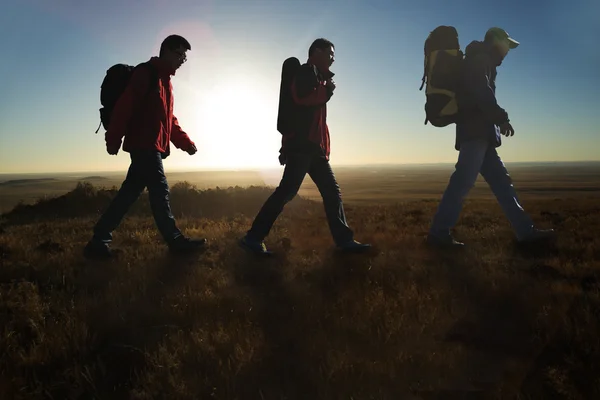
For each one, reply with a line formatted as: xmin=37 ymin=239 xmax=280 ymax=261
xmin=416 ymin=241 xmax=599 ymax=399
xmin=229 ymin=243 xmax=323 ymax=399
xmin=80 ymin=252 xmax=200 ymax=399
xmin=413 ymin=248 xmax=541 ymax=397
xmin=8 ymin=249 xmax=208 ymax=400
xmin=518 ymin=291 xmax=600 ymax=399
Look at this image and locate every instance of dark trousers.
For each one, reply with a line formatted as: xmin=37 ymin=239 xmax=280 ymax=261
xmin=430 ymin=139 xmax=533 ymax=239
xmin=247 ymin=153 xmax=354 ymax=245
xmin=92 ymin=150 xmax=182 ymax=244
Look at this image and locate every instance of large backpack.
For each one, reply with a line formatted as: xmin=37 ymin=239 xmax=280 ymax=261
xmin=276 ymin=57 xmax=302 ymax=134
xmin=95 ymin=62 xmax=158 ymax=133
xmin=419 ymin=26 xmax=463 ymax=127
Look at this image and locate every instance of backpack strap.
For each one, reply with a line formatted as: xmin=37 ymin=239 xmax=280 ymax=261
xmin=146 ymin=62 xmax=159 ymax=95
xmin=136 ymin=61 xmax=159 ymax=95
xmin=420 ymin=33 xmax=429 ymax=91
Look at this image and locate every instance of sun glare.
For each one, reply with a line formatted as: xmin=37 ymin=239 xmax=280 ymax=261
xmin=194 ymin=80 xmax=280 ymax=170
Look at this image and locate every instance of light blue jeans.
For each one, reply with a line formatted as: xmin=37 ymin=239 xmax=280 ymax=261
xmin=429 ymin=139 xmax=534 ymax=239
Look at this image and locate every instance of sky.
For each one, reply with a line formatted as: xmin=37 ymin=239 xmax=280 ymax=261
xmin=0 ymin=0 xmax=599 ymax=174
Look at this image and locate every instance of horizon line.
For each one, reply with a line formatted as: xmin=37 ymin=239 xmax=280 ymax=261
xmin=1 ymin=160 xmax=599 ymax=176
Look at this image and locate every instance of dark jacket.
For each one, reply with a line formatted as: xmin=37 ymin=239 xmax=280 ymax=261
xmin=455 ymin=41 xmax=510 ymax=150
xmin=280 ymin=60 xmax=334 ymax=160
xmin=105 ymin=57 xmax=195 ymax=157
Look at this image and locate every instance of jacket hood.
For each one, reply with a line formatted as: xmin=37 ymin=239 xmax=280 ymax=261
xmin=464 ymin=40 xmax=504 ymax=66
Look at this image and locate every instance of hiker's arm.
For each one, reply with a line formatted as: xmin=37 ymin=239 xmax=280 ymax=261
xmin=465 ymin=55 xmax=509 ymax=125
xmin=170 ymin=115 xmax=195 ymax=150
xmin=291 ymin=66 xmax=332 ymax=106
xmin=105 ymin=68 xmax=150 ymax=148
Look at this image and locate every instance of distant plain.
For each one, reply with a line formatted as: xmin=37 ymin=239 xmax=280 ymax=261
xmin=2 ymin=162 xmax=599 ymax=213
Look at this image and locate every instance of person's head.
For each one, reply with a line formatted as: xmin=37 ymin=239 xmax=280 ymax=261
xmin=159 ymin=34 xmax=191 ymax=71
xmin=308 ymin=38 xmax=335 ymax=70
xmin=484 ymin=27 xmax=519 ymax=58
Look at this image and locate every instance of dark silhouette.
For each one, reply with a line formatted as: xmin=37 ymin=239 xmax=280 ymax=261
xmin=426 ymin=27 xmax=555 ymax=247
xmin=239 ymin=38 xmax=371 ymax=255
xmin=84 ymin=34 xmax=206 ymax=260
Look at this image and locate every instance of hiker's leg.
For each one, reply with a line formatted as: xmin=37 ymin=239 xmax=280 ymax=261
xmin=480 ymin=147 xmax=534 ymax=238
xmin=429 ymin=139 xmax=489 ymax=237
xmin=246 ymin=154 xmax=311 ymax=241
xmin=144 ymin=151 xmax=183 ymax=244
xmin=308 ymin=157 xmax=354 ymax=246
xmin=92 ymin=152 xmax=147 ymax=244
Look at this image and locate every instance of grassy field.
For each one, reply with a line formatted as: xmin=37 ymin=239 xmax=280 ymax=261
xmin=0 ymin=170 xmax=599 ymax=399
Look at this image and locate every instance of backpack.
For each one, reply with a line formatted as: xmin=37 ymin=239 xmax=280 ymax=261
xmin=419 ymin=26 xmax=463 ymax=127
xmin=276 ymin=57 xmax=301 ymax=134
xmin=94 ymin=62 xmax=158 ymax=133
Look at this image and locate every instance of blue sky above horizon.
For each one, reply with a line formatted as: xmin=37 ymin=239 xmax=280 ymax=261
xmin=1 ymin=0 xmax=599 ymax=173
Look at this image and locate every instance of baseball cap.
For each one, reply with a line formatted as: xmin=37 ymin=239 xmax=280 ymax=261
xmin=485 ymin=27 xmax=520 ymax=49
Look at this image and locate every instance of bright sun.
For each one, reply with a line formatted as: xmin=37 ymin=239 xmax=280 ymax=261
xmin=194 ymin=80 xmax=280 ymax=170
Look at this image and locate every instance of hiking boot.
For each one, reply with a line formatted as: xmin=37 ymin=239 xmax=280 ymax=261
xmin=83 ymin=240 xmax=117 ymax=260
xmin=239 ymin=235 xmax=272 ymax=256
xmin=169 ymin=236 xmax=207 ymax=254
xmin=517 ymin=228 xmax=556 ymax=244
xmin=337 ymin=240 xmax=372 ymax=253
xmin=426 ymin=233 xmax=465 ymax=248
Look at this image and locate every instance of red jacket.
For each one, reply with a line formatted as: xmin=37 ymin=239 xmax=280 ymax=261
xmin=105 ymin=57 xmax=194 ymax=156
xmin=281 ymin=59 xmax=333 ymax=160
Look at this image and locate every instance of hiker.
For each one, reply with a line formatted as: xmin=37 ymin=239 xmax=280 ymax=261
xmin=427 ymin=27 xmax=554 ymax=247
xmin=239 ymin=38 xmax=371 ymax=255
xmin=84 ymin=34 xmax=206 ymax=259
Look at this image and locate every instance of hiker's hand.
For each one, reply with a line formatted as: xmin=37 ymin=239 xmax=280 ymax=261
xmin=326 ymin=79 xmax=336 ymax=92
xmin=186 ymin=143 xmax=197 ymax=155
xmin=106 ymin=142 xmax=120 ymax=155
xmin=499 ymin=121 xmax=514 ymax=137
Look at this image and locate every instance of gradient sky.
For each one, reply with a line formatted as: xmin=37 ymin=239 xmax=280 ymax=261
xmin=1 ymin=0 xmax=599 ymax=173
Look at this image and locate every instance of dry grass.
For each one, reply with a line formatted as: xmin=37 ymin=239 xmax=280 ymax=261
xmin=0 ymin=182 xmax=599 ymax=399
